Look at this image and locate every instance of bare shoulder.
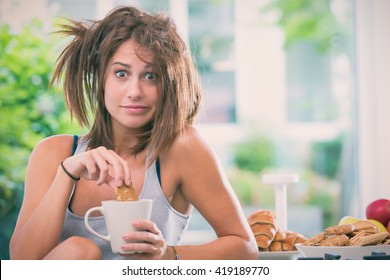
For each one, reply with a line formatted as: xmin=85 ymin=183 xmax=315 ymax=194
xmin=162 ymin=126 xmax=222 ymax=178
xmin=30 ymin=134 xmax=78 ymax=163
xmin=25 ymin=134 xmax=78 ymax=197
xmin=169 ymin=126 xmax=214 ymax=159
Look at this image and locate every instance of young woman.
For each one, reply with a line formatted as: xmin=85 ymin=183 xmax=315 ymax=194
xmin=9 ymin=6 xmax=258 ymax=260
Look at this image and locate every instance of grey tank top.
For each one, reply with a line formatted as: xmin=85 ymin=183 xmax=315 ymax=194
xmin=60 ymin=136 xmax=190 ymax=259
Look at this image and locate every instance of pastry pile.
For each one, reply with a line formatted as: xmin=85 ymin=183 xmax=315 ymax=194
xmin=247 ymin=210 xmax=307 ymax=252
xmin=302 ymin=220 xmax=390 ymax=247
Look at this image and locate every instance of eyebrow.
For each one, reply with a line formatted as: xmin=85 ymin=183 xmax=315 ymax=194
xmin=112 ymin=61 xmax=154 ymax=70
xmin=112 ymin=62 xmax=131 ymax=68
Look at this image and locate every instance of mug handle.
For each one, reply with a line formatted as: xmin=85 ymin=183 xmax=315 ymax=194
xmin=84 ymin=206 xmax=110 ymax=241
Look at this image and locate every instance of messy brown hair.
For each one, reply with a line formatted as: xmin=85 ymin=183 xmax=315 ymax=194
xmin=51 ymin=6 xmax=201 ymax=163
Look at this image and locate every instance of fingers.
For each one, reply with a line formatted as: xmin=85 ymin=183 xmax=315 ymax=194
xmin=108 ymin=150 xmax=131 ymax=186
xmin=90 ymin=148 xmax=110 ymax=185
xmin=132 ymin=219 xmax=160 ymax=235
xmin=121 ymin=220 xmax=166 ymax=259
xmin=88 ymin=147 xmax=131 ymax=187
xmin=123 ymin=220 xmax=161 ymax=244
xmin=67 ymin=146 xmax=131 ymax=188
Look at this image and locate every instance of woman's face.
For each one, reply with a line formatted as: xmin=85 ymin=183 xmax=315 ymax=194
xmin=104 ymin=39 xmax=160 ymax=133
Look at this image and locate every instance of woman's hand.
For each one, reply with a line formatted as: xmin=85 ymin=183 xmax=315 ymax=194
xmin=62 ymin=146 xmax=131 ymax=188
xmin=120 ymin=219 xmax=169 ymax=260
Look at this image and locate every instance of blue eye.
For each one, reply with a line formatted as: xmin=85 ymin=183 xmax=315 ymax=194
xmin=115 ymin=70 xmax=127 ymax=78
xmin=145 ymin=72 xmax=156 ymax=81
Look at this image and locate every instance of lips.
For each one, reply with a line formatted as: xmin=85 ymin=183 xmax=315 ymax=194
xmin=121 ymin=105 xmax=149 ymax=114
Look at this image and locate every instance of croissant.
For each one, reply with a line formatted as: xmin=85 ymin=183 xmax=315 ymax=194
xmin=247 ymin=210 xmax=276 ymax=226
xmin=255 ymin=234 xmax=274 ymax=249
xmin=248 ymin=210 xmax=307 ymax=252
xmin=273 ymin=229 xmax=286 ymax=242
xmin=250 ymin=223 xmax=276 ymax=239
xmin=269 ymin=241 xmax=283 ymax=251
xmin=282 ymin=230 xmax=307 ymax=251
xmin=247 ymin=210 xmax=278 ymax=249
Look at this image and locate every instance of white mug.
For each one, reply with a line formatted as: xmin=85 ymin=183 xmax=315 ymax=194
xmin=84 ymin=199 xmax=153 ymax=254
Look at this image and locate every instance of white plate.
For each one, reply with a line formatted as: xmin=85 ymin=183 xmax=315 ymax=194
xmin=257 ymin=251 xmax=300 ymax=260
xmin=296 ymin=243 xmax=390 ymax=260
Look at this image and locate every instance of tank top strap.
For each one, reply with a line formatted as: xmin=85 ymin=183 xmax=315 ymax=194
xmin=71 ymin=135 xmax=79 ymax=156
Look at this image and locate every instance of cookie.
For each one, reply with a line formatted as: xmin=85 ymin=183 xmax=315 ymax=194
xmin=115 ymin=183 xmax=138 ymax=201
xmin=302 ymin=232 xmax=327 ymax=246
xmin=348 ymin=231 xmax=389 ymax=246
xmin=325 ymin=224 xmax=355 ymax=235
xmin=319 ymin=234 xmax=349 ymax=246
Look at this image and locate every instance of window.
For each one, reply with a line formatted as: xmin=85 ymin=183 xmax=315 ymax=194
xmin=189 ymin=0 xmax=236 ymax=123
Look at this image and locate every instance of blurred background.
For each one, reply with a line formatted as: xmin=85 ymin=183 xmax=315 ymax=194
xmin=1 ymin=0 xmax=389 ymax=259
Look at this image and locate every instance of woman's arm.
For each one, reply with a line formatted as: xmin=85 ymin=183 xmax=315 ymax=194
xmin=9 ymin=135 xmax=76 ymax=259
xmin=10 ymin=134 xmax=132 ymax=259
xmin=166 ymin=127 xmax=258 ymax=260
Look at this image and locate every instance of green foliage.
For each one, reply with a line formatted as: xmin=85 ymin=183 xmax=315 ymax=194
xmin=228 ymin=168 xmax=275 ymax=206
xmin=310 ymin=137 xmax=343 ymax=179
xmin=228 ymin=168 xmax=258 ymax=205
xmin=229 ymin=134 xmax=275 ymax=206
xmin=0 ymin=20 xmax=81 ymax=259
xmin=262 ymin=0 xmax=349 ymax=54
xmin=301 ymin=169 xmax=341 ymax=227
xmin=232 ymin=134 xmax=275 ymax=173
xmin=230 ymin=133 xmax=341 ymax=228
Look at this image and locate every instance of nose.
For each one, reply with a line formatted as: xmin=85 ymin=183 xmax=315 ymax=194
xmin=127 ymin=77 xmax=142 ymax=99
